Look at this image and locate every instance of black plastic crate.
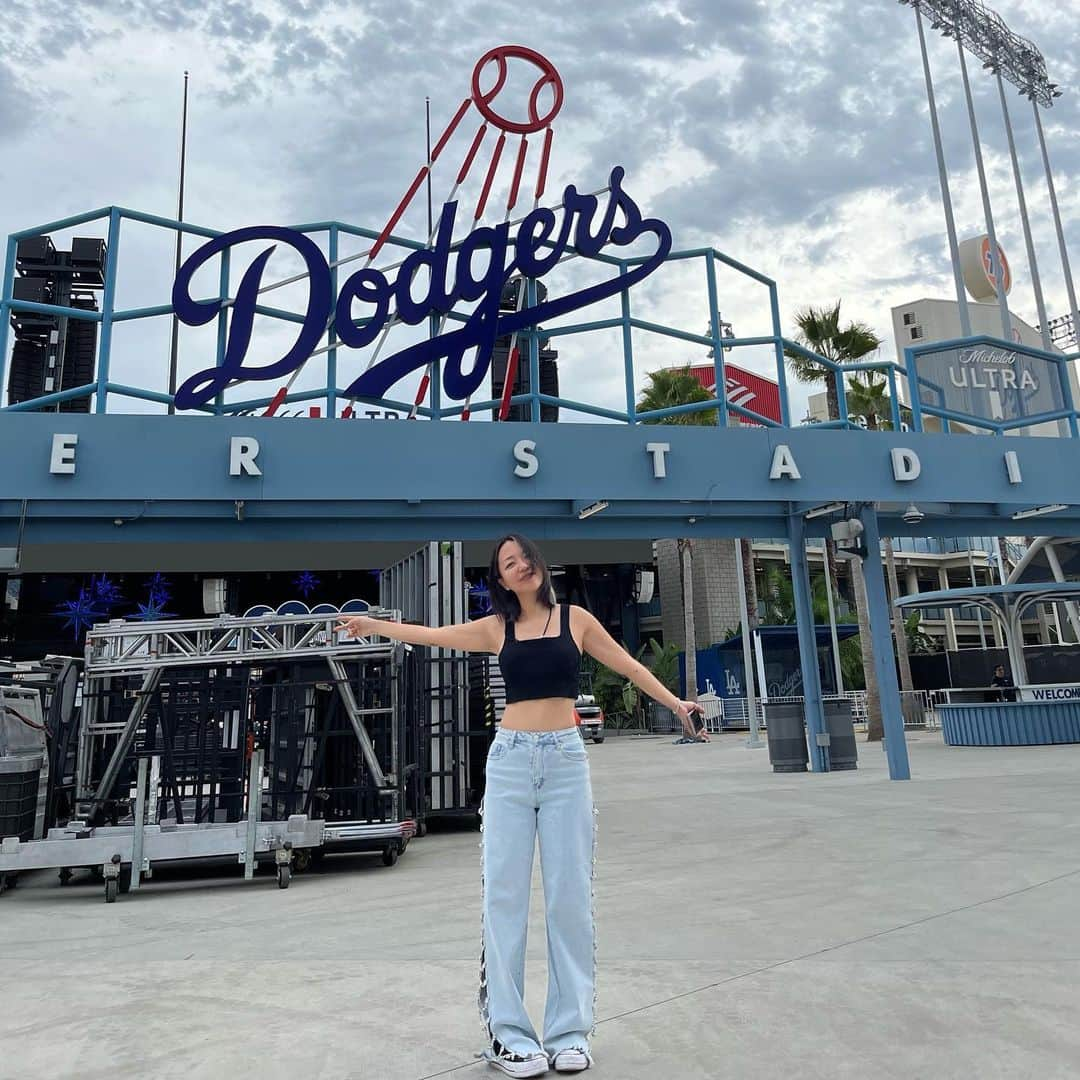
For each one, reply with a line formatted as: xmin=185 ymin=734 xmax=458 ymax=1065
xmin=0 ymin=767 xmax=40 ymax=841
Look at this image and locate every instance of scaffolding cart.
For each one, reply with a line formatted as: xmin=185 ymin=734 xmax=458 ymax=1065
xmin=0 ymin=608 xmax=416 ymax=901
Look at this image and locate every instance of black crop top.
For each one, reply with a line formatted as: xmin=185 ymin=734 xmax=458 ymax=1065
xmin=499 ymin=605 xmax=581 ymax=704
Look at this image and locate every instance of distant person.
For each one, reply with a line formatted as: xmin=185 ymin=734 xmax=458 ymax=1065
xmin=340 ymin=533 xmax=703 ymax=1077
xmin=991 ymin=664 xmax=1015 ymax=702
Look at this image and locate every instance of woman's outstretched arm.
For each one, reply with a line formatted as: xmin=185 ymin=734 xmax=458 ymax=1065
xmin=576 ymin=607 xmax=707 ymax=739
xmin=337 ymin=612 xmax=502 ymax=654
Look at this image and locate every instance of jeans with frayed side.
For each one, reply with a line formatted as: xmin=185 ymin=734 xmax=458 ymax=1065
xmin=478 ymin=726 xmax=597 ymax=1060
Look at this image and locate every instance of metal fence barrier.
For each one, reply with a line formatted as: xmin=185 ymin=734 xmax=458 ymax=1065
xmin=647 ymin=690 xmax=937 ymax=734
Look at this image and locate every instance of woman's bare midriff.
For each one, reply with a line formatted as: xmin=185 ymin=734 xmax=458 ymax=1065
xmin=499 ymin=698 xmax=578 ymax=731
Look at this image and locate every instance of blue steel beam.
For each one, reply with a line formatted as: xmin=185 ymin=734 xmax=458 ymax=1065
xmin=857 ymin=504 xmax=911 ymax=781
xmin=2 ymin=384 xmax=97 ymax=411
xmin=705 ymin=252 xmax=729 ymax=427
xmin=107 ymin=383 xmax=216 ymax=412
xmin=788 ymin=512 xmax=828 ymax=772
xmin=620 ymin=265 xmax=636 ymax=423
xmin=0 ymin=234 xmax=15 ymax=402
xmin=94 ymin=209 xmax=122 ymax=415
xmin=769 ymin=282 xmax=792 ymax=425
xmin=10 ymin=208 xmax=111 ymax=240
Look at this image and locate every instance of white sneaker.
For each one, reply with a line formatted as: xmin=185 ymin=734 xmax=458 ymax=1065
xmin=487 ymin=1051 xmax=549 ymax=1078
xmin=550 ymin=1048 xmax=592 ymax=1073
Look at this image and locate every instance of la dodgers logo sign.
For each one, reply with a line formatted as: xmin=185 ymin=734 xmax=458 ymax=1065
xmin=170 ymin=46 xmax=672 ymax=415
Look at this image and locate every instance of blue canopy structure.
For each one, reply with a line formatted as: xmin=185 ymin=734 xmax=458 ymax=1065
xmin=895 ymin=580 xmax=1080 ymax=684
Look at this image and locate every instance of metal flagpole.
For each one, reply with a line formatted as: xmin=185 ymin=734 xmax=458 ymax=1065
xmin=167 ymin=71 xmax=190 ymax=416
xmin=1031 ymin=97 xmax=1080 ymax=355
xmin=425 ymin=96 xmax=434 ymax=241
xmin=955 ymin=37 xmax=1012 ymax=340
xmin=915 ymin=3 xmax=971 ymax=335
xmin=995 ymin=70 xmax=1050 ymax=350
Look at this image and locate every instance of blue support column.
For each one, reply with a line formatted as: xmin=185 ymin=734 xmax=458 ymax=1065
xmin=768 ymin=283 xmax=791 ymax=425
xmin=857 ymin=504 xmax=911 ymax=781
xmin=788 ymin=513 xmax=828 ymax=771
xmin=705 ymin=253 xmax=729 ymax=427
xmin=619 ymin=263 xmax=636 ymax=423
xmin=0 ymin=234 xmax=16 ymax=404
xmin=94 ymin=208 xmax=122 ymax=415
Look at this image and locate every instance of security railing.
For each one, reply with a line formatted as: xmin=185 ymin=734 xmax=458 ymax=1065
xmin=649 ymin=689 xmax=937 ymax=734
xmin=5 ymin=206 xmax=1075 ymax=433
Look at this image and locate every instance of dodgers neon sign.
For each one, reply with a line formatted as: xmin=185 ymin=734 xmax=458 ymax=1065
xmin=172 ymin=169 xmax=670 ymax=410
xmin=170 ymin=46 xmax=673 ymax=414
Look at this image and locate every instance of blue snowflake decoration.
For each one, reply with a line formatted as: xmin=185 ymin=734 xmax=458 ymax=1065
xmin=293 ymin=571 xmax=321 ymax=599
xmin=91 ymin=574 xmax=124 ymax=611
xmin=146 ymin=573 xmax=173 ymax=607
xmin=55 ymin=587 xmax=106 ymax=640
xmin=469 ymin=579 xmax=493 ymax=617
xmin=129 ymin=573 xmax=176 ymax=621
xmin=132 ymin=599 xmax=175 ymax=622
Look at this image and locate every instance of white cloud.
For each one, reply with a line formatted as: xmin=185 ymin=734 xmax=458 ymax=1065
xmin=0 ymin=0 xmax=1075 ymax=421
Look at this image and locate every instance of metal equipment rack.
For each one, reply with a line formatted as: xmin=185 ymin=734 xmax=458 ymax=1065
xmin=1 ymin=750 xmax=323 ymax=900
xmin=381 ymin=543 xmax=493 ymax=827
xmin=0 ymin=608 xmax=414 ymax=900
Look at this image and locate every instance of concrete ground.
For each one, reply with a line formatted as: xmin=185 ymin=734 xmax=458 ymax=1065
xmin=2 ymin=730 xmax=1079 ymax=1080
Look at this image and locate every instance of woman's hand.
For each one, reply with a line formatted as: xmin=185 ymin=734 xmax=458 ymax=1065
xmin=675 ymin=700 xmax=710 ymax=741
xmin=336 ymin=615 xmax=386 ymax=639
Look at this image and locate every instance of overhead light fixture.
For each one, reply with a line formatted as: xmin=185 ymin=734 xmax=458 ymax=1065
xmin=1012 ymin=503 xmax=1068 ymax=521
xmin=576 ymin=500 xmax=609 ymax=520
xmin=805 ymin=501 xmax=846 ymax=520
xmin=902 ymin=502 xmax=925 ymax=525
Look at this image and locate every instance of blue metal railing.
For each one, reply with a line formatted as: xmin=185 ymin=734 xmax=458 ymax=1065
xmin=3 ymin=203 xmax=1076 ymax=432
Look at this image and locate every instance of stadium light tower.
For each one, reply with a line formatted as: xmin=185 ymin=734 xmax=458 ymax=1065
xmin=898 ymin=0 xmax=1077 ymax=351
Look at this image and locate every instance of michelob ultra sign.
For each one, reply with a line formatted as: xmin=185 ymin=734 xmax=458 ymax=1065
xmin=911 ymin=337 xmax=1068 ymax=426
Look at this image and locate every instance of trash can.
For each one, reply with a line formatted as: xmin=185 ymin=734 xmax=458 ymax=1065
xmin=823 ymin=700 xmax=858 ymax=771
xmin=764 ymin=703 xmax=808 ymax=773
xmin=0 ymin=754 xmax=44 ymax=842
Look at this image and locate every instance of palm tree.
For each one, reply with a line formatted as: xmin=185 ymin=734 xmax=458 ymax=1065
xmin=846 ymin=374 xmax=890 ymax=430
xmin=784 ymin=302 xmax=882 ymax=424
xmin=678 ymin=538 xmax=697 ymax=705
xmin=759 ymin=564 xmax=864 ymax=693
xmin=637 ymin=367 xmax=715 ymax=425
xmin=904 ymin=610 xmax=937 ymax=655
xmin=784 ymin=301 xmax=887 ymax=739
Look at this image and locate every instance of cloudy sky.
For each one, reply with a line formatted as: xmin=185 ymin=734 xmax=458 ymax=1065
xmin=1 ymin=0 xmax=1077 ymax=423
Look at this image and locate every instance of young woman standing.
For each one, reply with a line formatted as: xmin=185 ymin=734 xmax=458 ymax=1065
xmin=339 ymin=534 xmax=705 ymax=1076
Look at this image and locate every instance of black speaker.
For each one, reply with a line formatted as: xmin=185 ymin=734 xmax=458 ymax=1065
xmin=70 ymin=237 xmax=107 ymax=267
xmin=16 ymin=236 xmax=55 ymax=265
xmin=70 ymin=237 xmax=107 ymax=284
xmin=13 ymin=278 xmax=49 ymax=304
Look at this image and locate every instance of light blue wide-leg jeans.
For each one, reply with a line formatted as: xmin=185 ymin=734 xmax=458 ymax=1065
xmin=479 ymin=726 xmax=597 ymax=1060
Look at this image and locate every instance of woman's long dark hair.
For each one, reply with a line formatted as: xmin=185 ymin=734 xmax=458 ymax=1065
xmin=488 ymin=534 xmax=555 ymax=622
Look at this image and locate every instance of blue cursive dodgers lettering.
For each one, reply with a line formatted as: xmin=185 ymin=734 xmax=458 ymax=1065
xmin=172 ymin=227 xmax=332 ymax=410
xmin=170 ymin=167 xmax=671 ymax=410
